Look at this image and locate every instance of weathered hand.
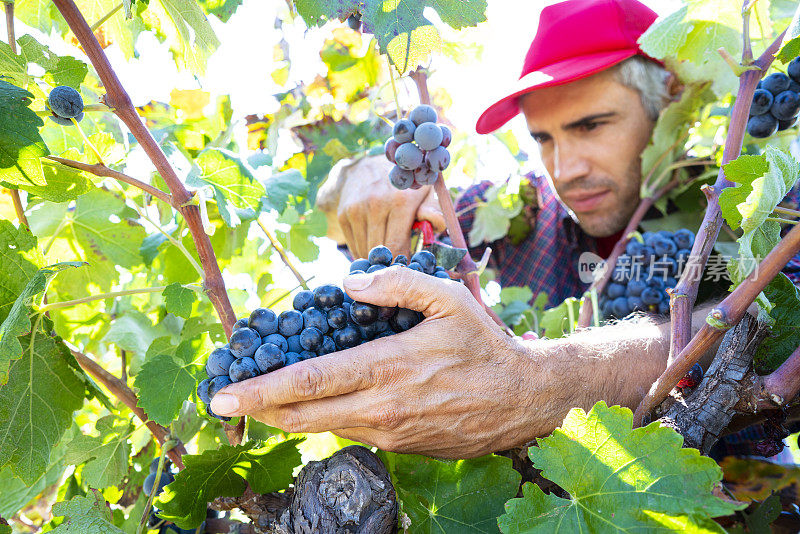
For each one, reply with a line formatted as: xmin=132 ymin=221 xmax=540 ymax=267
xmin=336 ymin=156 xmax=444 ymax=259
xmin=210 ymin=266 xmax=536 ymax=458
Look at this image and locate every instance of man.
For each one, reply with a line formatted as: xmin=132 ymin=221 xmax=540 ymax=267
xmin=209 ymin=0 xmax=795 ymax=458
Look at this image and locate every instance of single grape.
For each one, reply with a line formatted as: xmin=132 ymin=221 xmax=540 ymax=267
xmin=414 ymin=122 xmax=444 ymax=150
xmin=378 ymin=305 xmax=397 ymax=321
xmin=326 ymin=306 xmax=349 ymax=329
xmin=350 ymin=302 xmax=379 ymax=325
xmin=143 ymin=471 xmax=174 ymax=497
xmin=761 ymin=72 xmax=791 ymax=95
xmin=747 ymin=113 xmax=778 ymax=138
xmin=390 ymin=308 xmax=421 ymax=331
xmin=262 ymin=333 xmax=288 ymax=352
xmin=392 ymin=119 xmax=416 ymax=143
xmin=625 ymin=240 xmax=644 ymax=257
xmin=229 ymin=357 xmax=260 ymax=382
xmin=300 ymin=327 xmax=324 ymax=351
xmin=414 ymin=166 xmax=439 ymax=186
xmin=434 ymin=270 xmax=451 ymax=279
xmin=771 ymin=90 xmax=800 ymax=120
xmin=389 ymin=165 xmax=415 ymax=190
xmin=627 ymin=295 xmax=644 ymax=312
xmin=407 ymin=261 xmax=423 ymax=272
xmin=368 ymin=245 xmax=393 ymax=266
xmin=48 ymin=86 xmax=84 ymax=118
xmin=606 ymin=283 xmax=626 ymax=299
xmin=149 ymin=458 xmax=167 ymax=474
xmin=359 ymin=320 xmax=389 ymax=341
xmin=207 ymin=406 xmax=231 ymax=422
xmin=600 ymin=299 xmax=613 ymax=317
xmin=254 ymin=343 xmax=285 ymax=373
xmin=366 ymin=264 xmax=386 ymax=273
xmin=408 ymin=104 xmax=438 ymax=126
xmin=197 ymin=378 xmax=211 ymax=404
xmin=424 ymin=146 xmax=451 ymax=172
xmin=299 ymin=351 xmax=316 ymax=361
xmin=278 ymin=310 xmax=304 ymax=337
xmin=658 ymin=300 xmax=670 ymax=315
xmin=206 ymin=347 xmax=235 ymax=378
xmin=302 ymin=307 xmax=329 ymax=333
xmin=778 ymin=117 xmax=798 ymax=131
xmin=673 ymin=229 xmax=694 ymax=250
xmin=610 ymin=297 xmax=630 ymax=317
xmin=384 ymin=138 xmax=400 ymax=163
xmin=249 ymin=308 xmax=279 ymax=336
xmin=207 ymin=375 xmax=232 ymax=399
xmin=641 ymin=287 xmax=662 ymax=305
xmin=292 ymin=290 xmax=315 ymax=312
xmin=750 ymin=89 xmax=774 ymax=116
xmin=317 ymin=335 xmax=337 ymax=356
xmin=393 ymin=254 xmax=408 ymax=265
xmin=284 ymin=352 xmax=302 ymax=366
xmin=229 ymin=327 xmax=261 ymax=358
xmin=347 ymin=12 xmax=361 ymax=31
xmin=350 ymin=258 xmax=370 ymax=272
xmin=626 ymin=279 xmax=646 ymax=297
xmin=439 ymin=125 xmax=452 ymax=148
xmin=410 ymin=250 xmax=436 ymax=274
xmin=314 ymin=284 xmax=345 ymax=309
xmin=232 ymin=317 xmax=249 ymax=332
xmin=286 ymin=334 xmax=303 ymax=353
xmin=332 ymin=325 xmax=362 ymax=349
xmin=653 ymin=237 xmax=677 ymax=257
xmin=789 ymin=57 xmax=800 ymax=83
xmin=394 ymin=143 xmax=424 ymax=171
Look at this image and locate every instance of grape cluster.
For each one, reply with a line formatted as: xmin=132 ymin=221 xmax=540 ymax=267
xmin=599 ymin=229 xmax=695 ymax=319
xmin=746 ymin=57 xmax=800 ymax=138
xmin=384 ymin=104 xmax=452 ymax=190
xmin=197 ymin=246 xmax=452 ymax=420
xmin=47 ymin=85 xmax=84 ymax=126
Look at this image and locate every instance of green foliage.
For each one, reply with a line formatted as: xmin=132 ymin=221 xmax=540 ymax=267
xmin=498 ymin=402 xmax=743 ymax=533
xmin=467 ymin=183 xmax=523 ymax=247
xmin=755 ymin=274 xmax=800 ymax=373
xmin=64 ymin=415 xmax=132 ymax=489
xmin=727 ymin=493 xmax=782 ymax=534
xmin=539 ymin=297 xmax=581 ymax=339
xmin=134 ymin=341 xmax=202 ymax=427
xmin=155 ymin=439 xmax=303 ymax=528
xmin=16 ymin=35 xmax=88 ymax=89
xmin=49 ymin=489 xmax=124 ymax=533
xmin=162 ymin=283 xmax=197 ymax=318
xmin=0 ymin=80 xmax=48 ymax=187
xmin=383 ymin=452 xmax=521 ymax=533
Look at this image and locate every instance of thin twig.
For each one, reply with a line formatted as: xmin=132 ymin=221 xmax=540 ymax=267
xmin=37 ymin=284 xmax=200 ymax=312
xmin=90 ymin=1 xmax=122 ymax=32
xmin=71 ymin=349 xmax=186 ymax=468
xmin=256 ymin=216 xmax=308 ymax=289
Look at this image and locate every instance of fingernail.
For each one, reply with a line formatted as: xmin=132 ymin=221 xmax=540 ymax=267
xmin=344 ymin=273 xmax=373 ymax=291
xmin=211 ymin=393 xmax=239 ymax=415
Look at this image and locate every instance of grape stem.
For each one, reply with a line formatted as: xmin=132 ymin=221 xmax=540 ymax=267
xmin=632 ymin=23 xmax=789 ymax=427
xmin=408 ymin=74 xmax=509 ymax=331
xmin=71 ymin=349 xmax=186 ymax=467
xmin=256 ymin=216 xmax=309 ymax=289
xmin=89 ymin=1 xmax=122 ymax=32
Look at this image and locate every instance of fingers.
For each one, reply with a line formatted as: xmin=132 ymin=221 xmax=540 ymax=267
xmin=210 ymin=352 xmax=378 ymax=417
xmin=416 ymin=187 xmax=446 ymax=233
xmin=343 ymin=265 xmax=472 ymax=318
xmin=383 ymin=201 xmax=417 ymax=258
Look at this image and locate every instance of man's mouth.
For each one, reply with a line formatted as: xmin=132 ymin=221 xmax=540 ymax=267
xmin=563 ymin=190 xmax=611 ymax=213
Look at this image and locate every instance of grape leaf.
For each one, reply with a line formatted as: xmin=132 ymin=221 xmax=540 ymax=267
xmin=0 ymin=41 xmax=28 ymax=87
xmin=540 ymin=297 xmax=581 ymax=339
xmin=262 ymin=169 xmax=308 ymax=214
xmin=776 ymin=2 xmax=800 ymax=62
xmin=0 ymin=262 xmax=85 ymax=385
xmin=385 ymin=453 xmax=520 ymax=533
xmin=0 ymin=524 xmax=8 ymax=534
xmin=498 ymin=402 xmax=743 ymax=533
xmin=468 ymin=184 xmax=522 ymax=247
xmin=276 ymin=207 xmax=327 ymax=262
xmin=295 ymin=0 xmax=487 ymax=74
xmin=720 ymin=155 xmax=771 ymax=230
xmin=64 ymin=415 xmax=132 ymax=489
xmin=0 ymin=439 xmax=66 ymax=517
xmin=163 ymin=283 xmax=197 ymax=318
xmin=155 ymin=439 xmax=303 ymax=529
xmin=0 ymin=221 xmax=39 ymax=325
xmin=17 ymin=35 xmax=88 ymax=89
xmin=4 ymin=159 xmax=92 ymax=203
xmin=0 ymin=335 xmax=85 ymax=485
xmin=754 ymin=273 xmax=800 ymax=373
xmin=134 ymin=350 xmax=200 ymax=427
xmin=50 ymin=489 xmax=124 ymax=534
xmin=197 ymin=0 xmax=244 ymax=22
xmin=186 ymin=148 xmax=265 ymax=227
xmin=0 ymin=80 xmax=48 ymax=187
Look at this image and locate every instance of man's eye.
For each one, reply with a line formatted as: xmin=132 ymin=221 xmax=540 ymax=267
xmin=532 ymin=133 xmax=550 ymax=143
xmin=580 ymin=121 xmax=602 ymax=132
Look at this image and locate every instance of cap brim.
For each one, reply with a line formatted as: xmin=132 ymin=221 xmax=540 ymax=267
xmin=475 ymin=49 xmax=637 ymax=134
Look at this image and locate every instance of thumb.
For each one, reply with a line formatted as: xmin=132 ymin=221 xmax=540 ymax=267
xmin=343 ymin=265 xmax=467 ymax=317
xmin=415 ymin=189 xmax=446 ymax=233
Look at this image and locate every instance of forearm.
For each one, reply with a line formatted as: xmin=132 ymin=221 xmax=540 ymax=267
xmin=514 ymin=306 xmax=717 ymax=439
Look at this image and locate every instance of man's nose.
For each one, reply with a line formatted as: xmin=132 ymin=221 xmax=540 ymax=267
xmin=551 ymin=140 xmax=590 ymax=185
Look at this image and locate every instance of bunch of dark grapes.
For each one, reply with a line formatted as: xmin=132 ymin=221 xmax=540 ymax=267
xmin=599 ymin=229 xmax=695 ymax=319
xmin=384 ymin=104 xmax=452 ymax=190
xmin=747 ymin=57 xmax=800 ymax=138
xmin=47 ymin=85 xmax=85 ymax=125
xmin=197 ymin=246 xmax=452 ymax=420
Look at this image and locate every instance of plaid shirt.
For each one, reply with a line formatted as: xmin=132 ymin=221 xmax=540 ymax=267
xmin=455 ymin=174 xmax=800 ymax=461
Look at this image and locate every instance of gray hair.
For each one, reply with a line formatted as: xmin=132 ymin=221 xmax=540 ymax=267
xmin=608 ymin=56 xmax=670 ymax=121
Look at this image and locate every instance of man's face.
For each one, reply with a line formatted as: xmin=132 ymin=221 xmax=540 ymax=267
xmin=520 ymin=69 xmax=656 ymax=237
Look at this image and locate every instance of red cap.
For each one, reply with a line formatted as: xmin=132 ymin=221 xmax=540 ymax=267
xmin=475 ymin=0 xmax=659 ymax=134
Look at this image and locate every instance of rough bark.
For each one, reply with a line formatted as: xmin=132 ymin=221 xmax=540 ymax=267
xmin=658 ymin=314 xmax=768 ymax=453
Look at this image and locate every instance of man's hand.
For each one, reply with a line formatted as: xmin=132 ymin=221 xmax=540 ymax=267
xmin=210 ymin=267 xmax=536 ymax=458
xmin=321 ymin=155 xmax=445 ymax=259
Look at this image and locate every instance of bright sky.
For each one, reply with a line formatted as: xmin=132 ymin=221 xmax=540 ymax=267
xmin=2 ymin=0 xmax=682 ymax=300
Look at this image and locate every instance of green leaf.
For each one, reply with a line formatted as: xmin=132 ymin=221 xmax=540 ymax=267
xmin=63 ymin=415 xmax=132 ymax=489
xmin=498 ymin=402 xmax=743 ymax=533
xmin=0 ymin=439 xmax=66 ymax=517
xmin=720 ymin=154 xmax=771 ymax=230
xmin=103 ymin=310 xmax=179 ymax=360
xmin=0 ymin=221 xmax=39 ymax=326
xmin=387 ymin=453 xmax=520 ymax=533
xmin=743 ymin=493 xmax=782 ymax=532
xmin=468 ymin=184 xmax=522 ymax=247
xmin=197 ymin=0 xmax=244 ymax=22
xmin=0 ymin=41 xmax=28 ymax=87
xmin=155 ymin=439 xmax=303 ymax=529
xmin=0 ymin=262 xmax=85 ymax=385
xmin=17 ymin=35 xmax=88 ymax=89
xmin=0 ymin=80 xmax=48 ymax=187
xmin=8 ymin=159 xmax=93 ymax=203
xmin=276 ymin=207 xmax=327 ymax=262
xmin=134 ymin=349 xmax=200 ymax=427
xmin=540 ymin=297 xmax=581 ymax=339
xmin=262 ymin=169 xmax=308 ymax=214
xmin=187 ymin=148 xmax=265 ymax=227
xmin=163 ymin=283 xmax=197 ymax=319
xmin=776 ymin=3 xmax=800 ymax=63
xmin=755 ymin=274 xmax=800 ymax=374
xmin=0 ymin=335 xmax=85 ymax=485
xmin=50 ymin=489 xmax=124 ymax=534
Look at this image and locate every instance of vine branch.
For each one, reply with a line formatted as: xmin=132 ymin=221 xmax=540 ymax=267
xmin=3 ymin=2 xmax=29 ymax=228
xmin=71 ymin=349 xmax=186 ymax=468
